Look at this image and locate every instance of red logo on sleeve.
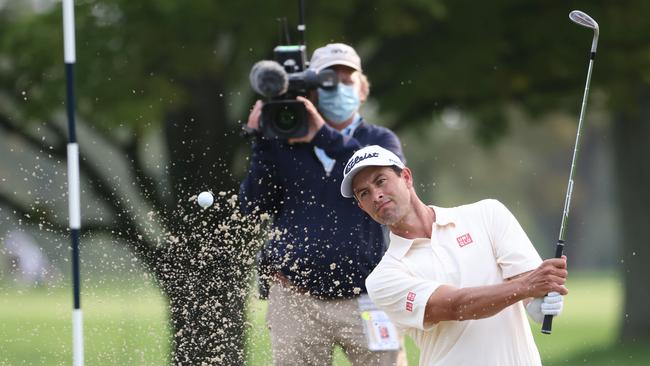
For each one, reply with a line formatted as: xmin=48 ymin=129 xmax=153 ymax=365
xmin=456 ymin=233 xmax=473 ymax=247
xmin=407 ymin=291 xmax=416 ymax=302
xmin=406 ymin=291 xmax=416 ymax=312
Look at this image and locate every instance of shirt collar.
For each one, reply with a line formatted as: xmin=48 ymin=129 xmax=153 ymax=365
xmin=433 ymin=205 xmax=456 ymax=226
xmin=342 ymin=113 xmax=362 ymax=136
xmin=386 ymin=205 xmax=457 ymax=260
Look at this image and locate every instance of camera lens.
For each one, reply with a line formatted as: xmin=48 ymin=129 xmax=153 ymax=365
xmin=260 ymin=100 xmax=308 ymax=139
xmin=275 ymin=106 xmax=299 ymax=132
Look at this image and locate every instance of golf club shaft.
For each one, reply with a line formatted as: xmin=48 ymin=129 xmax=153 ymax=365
xmin=542 ymin=54 xmax=595 ymax=335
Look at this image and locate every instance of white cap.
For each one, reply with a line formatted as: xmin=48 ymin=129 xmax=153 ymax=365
xmin=340 ymin=145 xmax=405 ymax=198
xmin=309 ymin=43 xmax=362 ymax=72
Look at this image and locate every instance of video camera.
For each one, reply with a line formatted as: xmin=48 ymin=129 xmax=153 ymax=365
xmin=248 ymin=3 xmax=337 ymax=139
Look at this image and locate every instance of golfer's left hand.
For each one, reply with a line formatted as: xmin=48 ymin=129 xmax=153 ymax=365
xmin=526 ymin=292 xmax=564 ymax=323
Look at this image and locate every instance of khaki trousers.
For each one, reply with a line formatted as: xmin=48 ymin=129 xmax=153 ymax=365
xmin=266 ymin=283 xmax=406 ymax=366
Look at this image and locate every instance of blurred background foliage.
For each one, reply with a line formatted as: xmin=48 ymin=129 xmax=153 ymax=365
xmin=1 ymin=0 xmax=650 ymax=364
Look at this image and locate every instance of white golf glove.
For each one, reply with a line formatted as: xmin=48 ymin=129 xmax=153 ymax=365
xmin=525 ymin=291 xmax=563 ymax=324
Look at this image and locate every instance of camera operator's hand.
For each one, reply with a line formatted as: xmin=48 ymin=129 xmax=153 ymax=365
xmin=288 ymin=96 xmax=326 ymax=144
xmin=247 ymin=100 xmax=263 ymax=131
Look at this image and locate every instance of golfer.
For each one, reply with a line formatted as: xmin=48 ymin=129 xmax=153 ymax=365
xmin=340 ymin=145 xmax=567 ymax=366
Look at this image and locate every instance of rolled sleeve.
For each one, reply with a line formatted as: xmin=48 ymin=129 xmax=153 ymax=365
xmin=366 ymin=263 xmax=440 ymax=331
xmin=483 ymin=199 xmax=543 ymax=279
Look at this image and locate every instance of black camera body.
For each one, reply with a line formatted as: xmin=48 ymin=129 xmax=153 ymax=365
xmin=250 ymin=45 xmax=337 ymax=139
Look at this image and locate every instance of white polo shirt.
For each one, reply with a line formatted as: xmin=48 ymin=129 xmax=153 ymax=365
xmin=366 ymin=199 xmax=543 ymax=366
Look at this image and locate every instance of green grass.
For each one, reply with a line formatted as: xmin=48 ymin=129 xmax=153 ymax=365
xmin=534 ymin=271 xmax=650 ymax=366
xmin=1 ymin=272 xmax=649 ymax=365
xmin=0 ymin=283 xmax=169 ymax=366
xmin=536 ymin=271 xmax=621 ymax=365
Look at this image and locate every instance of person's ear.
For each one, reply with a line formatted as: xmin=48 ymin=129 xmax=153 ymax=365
xmin=402 ymin=167 xmax=414 ymax=188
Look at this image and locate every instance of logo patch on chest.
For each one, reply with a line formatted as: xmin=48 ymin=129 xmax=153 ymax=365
xmin=456 ymin=233 xmax=474 ymax=247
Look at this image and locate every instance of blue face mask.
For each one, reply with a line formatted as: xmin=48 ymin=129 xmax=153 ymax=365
xmin=317 ymin=83 xmax=361 ymax=124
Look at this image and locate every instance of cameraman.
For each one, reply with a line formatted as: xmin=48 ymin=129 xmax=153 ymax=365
xmin=240 ymin=43 xmax=404 ymax=366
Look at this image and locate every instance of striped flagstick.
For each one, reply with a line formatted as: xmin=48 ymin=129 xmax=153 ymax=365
xmin=62 ymin=0 xmax=84 ymax=364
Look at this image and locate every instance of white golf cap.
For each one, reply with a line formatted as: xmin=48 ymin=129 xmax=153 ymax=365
xmin=340 ymin=145 xmax=405 ymax=198
xmin=309 ymin=43 xmax=362 ymax=72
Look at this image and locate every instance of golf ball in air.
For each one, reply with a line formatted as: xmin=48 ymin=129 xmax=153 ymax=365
xmin=197 ymin=191 xmax=214 ymax=208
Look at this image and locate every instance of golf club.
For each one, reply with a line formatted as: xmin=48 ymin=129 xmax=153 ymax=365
xmin=541 ymin=10 xmax=599 ymax=335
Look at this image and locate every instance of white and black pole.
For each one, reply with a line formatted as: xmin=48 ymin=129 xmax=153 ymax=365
xmin=62 ymin=0 xmax=84 ymax=364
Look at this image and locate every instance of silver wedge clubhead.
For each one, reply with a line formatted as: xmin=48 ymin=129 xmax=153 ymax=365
xmin=569 ymin=10 xmax=599 ymax=53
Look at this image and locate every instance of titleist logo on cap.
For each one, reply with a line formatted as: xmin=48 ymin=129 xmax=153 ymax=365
xmin=344 ymin=152 xmax=379 ymax=175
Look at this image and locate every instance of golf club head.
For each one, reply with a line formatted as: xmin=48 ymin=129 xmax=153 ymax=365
xmin=569 ymin=10 xmax=599 ymax=54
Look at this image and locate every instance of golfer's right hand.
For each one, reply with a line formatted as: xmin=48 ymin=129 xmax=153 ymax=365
xmin=522 ymin=255 xmax=568 ymax=298
xmin=247 ymin=100 xmax=263 ymax=131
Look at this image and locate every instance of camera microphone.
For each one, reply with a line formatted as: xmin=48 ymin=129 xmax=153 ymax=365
xmin=249 ymin=60 xmax=289 ymax=97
